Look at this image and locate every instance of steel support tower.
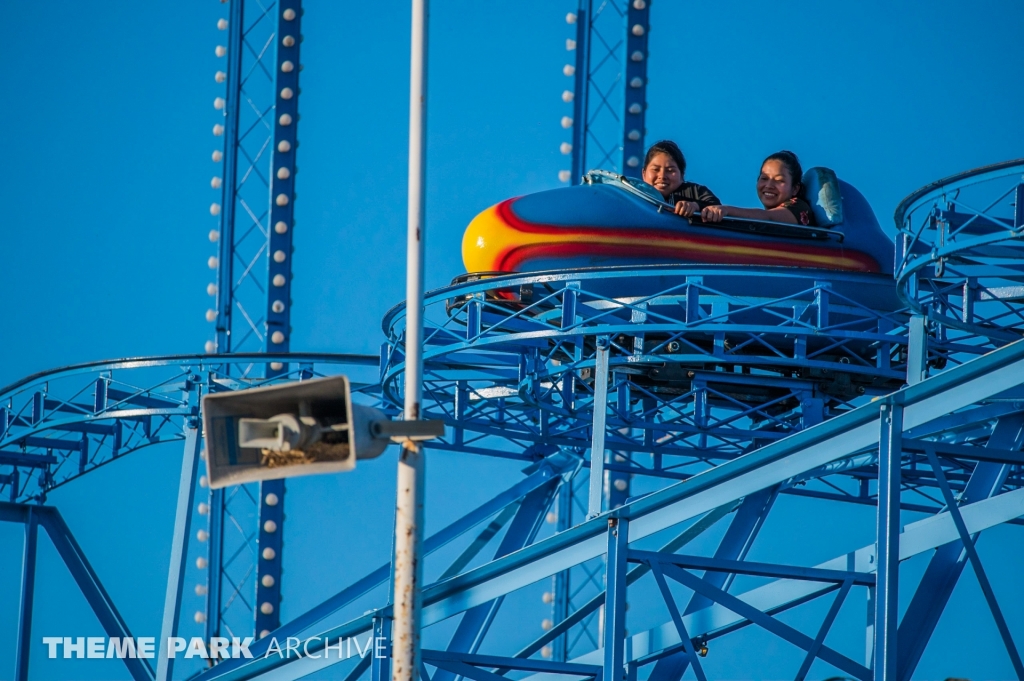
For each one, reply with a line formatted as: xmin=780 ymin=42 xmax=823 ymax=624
xmin=558 ymin=0 xmax=653 ymax=656
xmin=562 ymin=0 xmax=650 ymax=184
xmin=206 ymin=0 xmax=304 ymax=646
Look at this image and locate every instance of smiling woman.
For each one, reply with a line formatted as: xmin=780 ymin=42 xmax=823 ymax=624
xmin=640 ymin=140 xmax=721 ymax=218
xmin=701 ymin=150 xmax=817 ymax=226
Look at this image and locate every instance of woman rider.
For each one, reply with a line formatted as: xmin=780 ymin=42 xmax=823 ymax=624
xmin=700 ymin=151 xmax=816 ymax=226
xmin=641 ymin=140 xmax=720 ymax=218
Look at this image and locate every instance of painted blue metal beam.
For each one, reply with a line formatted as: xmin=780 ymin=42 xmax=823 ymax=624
xmin=423 ymin=649 xmax=600 ymax=677
xmin=649 ymin=562 xmax=707 ymax=681
xmin=648 ymin=487 xmax=776 ymax=681
xmin=14 ymin=505 xmax=38 ymax=681
xmin=405 ymin=339 xmax=1024 ymax=625
xmin=901 ymin=437 xmax=1024 ymax=465
xmin=206 ymin=0 xmax=306 ymax=637
xmin=433 ymin=477 xmax=560 ymax=681
xmin=588 ymin=336 xmax=610 ymax=518
xmin=255 ymin=0 xmax=303 ymax=637
xmin=205 ymin=486 xmax=225 ymax=642
xmin=567 ymin=0 xmax=647 ymax=181
xmin=195 ymin=464 xmax=564 ymax=676
xmin=190 ymin=338 xmax=1024 ymax=681
xmin=661 ymin=563 xmax=871 ymax=681
xmin=156 ymin=421 xmax=202 ymax=681
xmin=0 ymin=501 xmax=32 ymax=523
xmin=685 ymin=487 xmax=776 ymax=612
xmin=873 ymin=401 xmax=903 ymax=681
xmin=795 ymin=580 xmax=852 ymax=681
xmin=551 ymin=477 xmax=574 ymax=662
xmin=0 ymin=451 xmax=57 ymax=467
xmin=569 ymin=0 xmax=591 ymax=184
xmin=896 ymin=413 xmax=1024 ymax=681
xmin=629 ymin=550 xmax=874 ymax=587
xmin=603 ymin=518 xmax=629 ymax=681
xmin=255 ymin=479 xmax=285 ymax=636
xmin=925 ymin=451 xmax=1024 ymax=678
xmin=502 ymin=503 xmax=735 ymax=672
xmin=29 ymin=505 xmax=154 ymax=681
xmin=213 ymin=0 xmax=244 ymax=350
xmin=183 ymin=483 xmax=1024 ymax=681
xmin=551 ymin=486 xmax=1024 ymax=680
xmin=264 ymin=0 xmax=301 ymax=359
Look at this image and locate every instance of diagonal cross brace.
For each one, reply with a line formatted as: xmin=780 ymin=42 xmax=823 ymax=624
xmin=926 ymin=451 xmax=1024 ymax=679
xmin=0 ymin=502 xmax=156 ymax=681
xmin=660 ymin=563 xmax=871 ymax=681
xmin=517 ymin=486 xmax=1024 ymax=681
xmin=190 ymin=339 xmax=1024 ymax=681
xmin=896 ymin=413 xmax=1024 ymax=680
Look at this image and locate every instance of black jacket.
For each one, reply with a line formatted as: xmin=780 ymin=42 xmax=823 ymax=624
xmin=666 ymin=182 xmax=720 ymax=209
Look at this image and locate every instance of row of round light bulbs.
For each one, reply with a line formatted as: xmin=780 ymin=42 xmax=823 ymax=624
xmin=192 ymin=451 xmax=283 ymax=608
xmin=558 ymin=2 xmax=649 ymax=181
xmin=536 ymin=462 xmax=629 ymax=654
xmin=204 ymin=9 xmax=301 ymax=354
xmin=194 ymin=7 xmax=298 ymax=634
xmin=193 ymin=480 xmax=282 ymax=631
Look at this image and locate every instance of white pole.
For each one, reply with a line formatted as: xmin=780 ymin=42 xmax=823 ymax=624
xmin=393 ymin=0 xmax=427 ymax=680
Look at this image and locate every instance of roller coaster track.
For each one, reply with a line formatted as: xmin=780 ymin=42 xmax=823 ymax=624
xmin=7 ymin=163 xmax=1024 ymax=681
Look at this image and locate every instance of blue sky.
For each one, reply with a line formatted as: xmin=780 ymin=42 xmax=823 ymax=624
xmin=2 ymin=1 xmax=1024 ymax=679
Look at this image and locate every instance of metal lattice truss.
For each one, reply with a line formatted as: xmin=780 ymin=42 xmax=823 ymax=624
xmin=896 ymin=159 xmax=1024 ymax=353
xmin=380 ymin=267 xmax=1024 ymax=499
xmin=212 ymin=0 xmax=301 ymax=356
xmin=566 ymin=0 xmax=649 ymax=182
xmin=383 ymin=267 xmax=917 ymax=469
xmin=0 ymin=354 xmax=381 ymax=681
xmin=190 ymin=337 xmax=1024 ymax=681
xmin=207 ymin=0 xmax=305 ymax=643
xmin=8 ymin=165 xmax=1024 ymax=681
xmin=214 ymin=1 xmax=277 ymax=353
xmin=0 ymin=353 xmax=382 ymax=504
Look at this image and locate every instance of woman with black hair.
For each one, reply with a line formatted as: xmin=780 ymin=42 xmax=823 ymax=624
xmin=700 ymin=150 xmax=816 ymax=226
xmin=640 ymin=140 xmax=720 ymax=218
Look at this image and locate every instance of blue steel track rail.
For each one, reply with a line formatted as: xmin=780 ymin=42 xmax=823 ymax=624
xmin=889 ymin=159 xmax=1024 ymax=680
xmin=0 ymin=352 xmax=384 ymax=681
xmin=192 ymin=334 xmax=1024 ymax=681
xmin=371 ymin=261 xmax=1024 ymax=677
xmin=895 ymin=159 xmax=1024 ymax=347
xmin=10 ymin=160 xmax=1024 ymax=679
xmin=382 ymin=266 xmax=914 ymax=466
xmin=0 ymin=353 xmax=379 ymax=503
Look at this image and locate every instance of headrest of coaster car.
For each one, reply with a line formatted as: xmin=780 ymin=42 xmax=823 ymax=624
xmin=802 ymin=167 xmax=844 ymax=226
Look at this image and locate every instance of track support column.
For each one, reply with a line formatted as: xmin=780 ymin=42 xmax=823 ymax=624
xmin=372 ymin=614 xmax=393 ymax=681
xmin=589 ymin=336 xmax=610 ymax=518
xmin=874 ymin=400 xmax=903 ymax=680
xmin=156 ymin=416 xmax=203 ymax=681
xmin=906 ymin=316 xmax=927 ymax=385
xmin=603 ymin=517 xmax=629 ymax=681
xmin=15 ymin=505 xmax=38 ymax=681
xmin=552 ymin=476 xmax=573 ymax=661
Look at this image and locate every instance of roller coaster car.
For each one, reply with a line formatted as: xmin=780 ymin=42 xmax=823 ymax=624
xmin=461 ymin=168 xmax=895 ymax=276
xmin=446 ymin=170 xmax=903 ymax=407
